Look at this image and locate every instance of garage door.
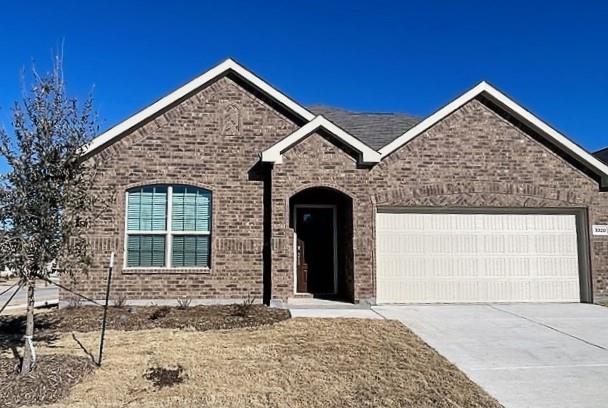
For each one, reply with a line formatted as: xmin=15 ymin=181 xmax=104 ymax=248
xmin=376 ymin=212 xmax=581 ymax=303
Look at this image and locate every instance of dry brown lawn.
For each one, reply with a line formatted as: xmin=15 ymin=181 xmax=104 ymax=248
xmin=24 ymin=318 xmax=501 ymax=408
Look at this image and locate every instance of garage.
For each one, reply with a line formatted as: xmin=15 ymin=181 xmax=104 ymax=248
xmin=376 ymin=211 xmax=587 ymax=303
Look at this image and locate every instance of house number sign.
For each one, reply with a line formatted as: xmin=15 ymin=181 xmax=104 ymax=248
xmin=592 ymin=225 xmax=608 ymax=236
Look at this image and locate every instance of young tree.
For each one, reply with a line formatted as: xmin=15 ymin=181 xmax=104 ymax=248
xmin=0 ymin=55 xmax=98 ymax=374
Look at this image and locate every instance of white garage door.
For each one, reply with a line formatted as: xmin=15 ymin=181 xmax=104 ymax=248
xmin=376 ymin=212 xmax=580 ymax=303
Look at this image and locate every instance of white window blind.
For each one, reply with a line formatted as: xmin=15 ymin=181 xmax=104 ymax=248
xmin=125 ymin=185 xmax=211 ymax=268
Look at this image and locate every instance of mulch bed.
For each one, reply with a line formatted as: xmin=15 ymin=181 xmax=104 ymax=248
xmin=0 ymin=354 xmax=94 ymax=408
xmin=0 ymin=304 xmax=288 ymax=407
xmin=0 ymin=304 xmax=290 ymax=350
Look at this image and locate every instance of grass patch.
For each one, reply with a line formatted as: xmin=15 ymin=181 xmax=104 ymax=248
xmin=26 ymin=318 xmax=501 ymax=408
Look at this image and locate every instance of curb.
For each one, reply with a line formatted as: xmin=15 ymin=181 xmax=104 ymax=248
xmin=3 ymin=299 xmax=59 ymax=312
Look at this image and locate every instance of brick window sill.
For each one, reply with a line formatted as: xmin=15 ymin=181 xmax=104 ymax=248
xmin=121 ymin=267 xmax=211 ymax=275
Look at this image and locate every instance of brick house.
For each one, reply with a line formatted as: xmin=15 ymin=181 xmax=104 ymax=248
xmin=66 ymin=58 xmax=608 ymax=306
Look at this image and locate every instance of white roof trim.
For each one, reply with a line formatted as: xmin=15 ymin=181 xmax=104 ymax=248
xmin=261 ymin=115 xmax=381 ymax=165
xmin=379 ymin=81 xmax=608 ymax=183
xmin=84 ymin=58 xmax=315 ymax=154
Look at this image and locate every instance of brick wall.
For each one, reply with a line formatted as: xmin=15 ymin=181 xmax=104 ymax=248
xmin=370 ymin=99 xmax=608 ymax=299
xmin=270 ymin=132 xmax=373 ymax=301
xmin=61 ymin=76 xmax=297 ymax=301
xmin=271 ymin=99 xmax=608 ymax=302
xmin=66 ymin=79 xmax=608 ymax=303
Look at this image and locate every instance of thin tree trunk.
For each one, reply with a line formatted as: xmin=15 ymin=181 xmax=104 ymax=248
xmin=21 ymin=278 xmax=35 ymax=374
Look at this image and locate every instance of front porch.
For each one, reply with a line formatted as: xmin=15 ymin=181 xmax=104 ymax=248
xmin=269 ymin=185 xmax=358 ymax=304
xmin=289 ymin=187 xmax=354 ymax=302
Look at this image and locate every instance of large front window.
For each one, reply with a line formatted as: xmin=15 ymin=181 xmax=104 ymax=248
xmin=125 ymin=185 xmax=211 ymax=268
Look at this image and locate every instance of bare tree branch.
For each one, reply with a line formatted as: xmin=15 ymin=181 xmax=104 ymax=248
xmin=0 ymin=50 xmax=102 ymax=374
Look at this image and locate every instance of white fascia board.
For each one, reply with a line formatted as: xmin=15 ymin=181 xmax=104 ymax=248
xmin=480 ymin=83 xmax=608 ymax=179
xmin=261 ymin=116 xmax=381 ymax=165
xmin=84 ymin=58 xmax=315 ymax=154
xmin=379 ymin=81 xmax=608 ymax=182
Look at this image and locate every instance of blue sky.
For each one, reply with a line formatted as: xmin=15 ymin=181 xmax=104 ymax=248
xmin=0 ymin=1 xmax=607 ymax=173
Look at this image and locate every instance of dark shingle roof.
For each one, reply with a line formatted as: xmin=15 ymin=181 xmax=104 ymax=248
xmin=309 ymin=105 xmax=421 ymax=150
xmin=594 ymin=147 xmax=608 ymax=165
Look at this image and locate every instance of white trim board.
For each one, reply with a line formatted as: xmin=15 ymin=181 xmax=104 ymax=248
xmin=84 ymin=58 xmax=315 ymax=155
xmin=261 ymin=115 xmax=381 ymax=165
xmin=379 ymin=81 xmax=608 ymax=185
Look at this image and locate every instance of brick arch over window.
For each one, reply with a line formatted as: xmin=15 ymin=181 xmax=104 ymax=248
xmin=124 ymin=179 xmax=215 ymax=192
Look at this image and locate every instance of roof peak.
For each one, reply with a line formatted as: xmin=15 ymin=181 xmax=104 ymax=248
xmin=84 ymin=58 xmax=315 ymax=154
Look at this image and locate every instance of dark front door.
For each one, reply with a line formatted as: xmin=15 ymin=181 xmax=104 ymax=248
xmin=295 ymin=206 xmax=335 ymax=294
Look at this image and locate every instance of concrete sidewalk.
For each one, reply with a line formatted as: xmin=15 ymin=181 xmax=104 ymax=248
xmin=287 ymin=298 xmax=383 ymax=319
xmin=289 ymin=308 xmax=383 ymax=319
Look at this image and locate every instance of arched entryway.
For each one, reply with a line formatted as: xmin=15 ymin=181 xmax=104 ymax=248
xmin=289 ymin=187 xmax=354 ymax=301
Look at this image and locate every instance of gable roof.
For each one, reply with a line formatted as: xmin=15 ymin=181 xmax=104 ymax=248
xmin=379 ymin=81 xmax=608 ymax=186
xmin=84 ymin=58 xmax=315 ymax=154
xmin=260 ymin=115 xmax=381 ymax=165
xmin=309 ymin=105 xmax=421 ymax=150
xmin=84 ymin=59 xmax=608 ymax=187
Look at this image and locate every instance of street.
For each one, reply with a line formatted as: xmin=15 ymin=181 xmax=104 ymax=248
xmin=0 ymin=279 xmax=59 ymax=311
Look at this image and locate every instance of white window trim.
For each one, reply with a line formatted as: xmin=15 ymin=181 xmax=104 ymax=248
xmin=123 ymin=185 xmax=212 ymax=270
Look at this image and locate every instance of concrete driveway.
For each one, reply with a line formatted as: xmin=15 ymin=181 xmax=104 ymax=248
xmin=373 ymin=303 xmax=608 ymax=408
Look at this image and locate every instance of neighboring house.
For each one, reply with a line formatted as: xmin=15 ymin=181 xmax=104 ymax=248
xmin=594 ymin=146 xmax=608 ymax=165
xmin=64 ymin=58 xmax=608 ymax=306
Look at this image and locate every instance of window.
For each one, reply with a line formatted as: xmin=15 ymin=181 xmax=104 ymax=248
xmin=125 ymin=185 xmax=211 ymax=268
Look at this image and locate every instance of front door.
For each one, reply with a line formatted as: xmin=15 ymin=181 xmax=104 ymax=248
xmin=295 ymin=206 xmax=336 ymax=295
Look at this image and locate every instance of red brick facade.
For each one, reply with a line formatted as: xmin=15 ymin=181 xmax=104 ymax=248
xmin=270 ymin=100 xmax=608 ymax=303
xmin=63 ymin=73 xmax=608 ymax=304
xmin=63 ymin=76 xmax=298 ymax=302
